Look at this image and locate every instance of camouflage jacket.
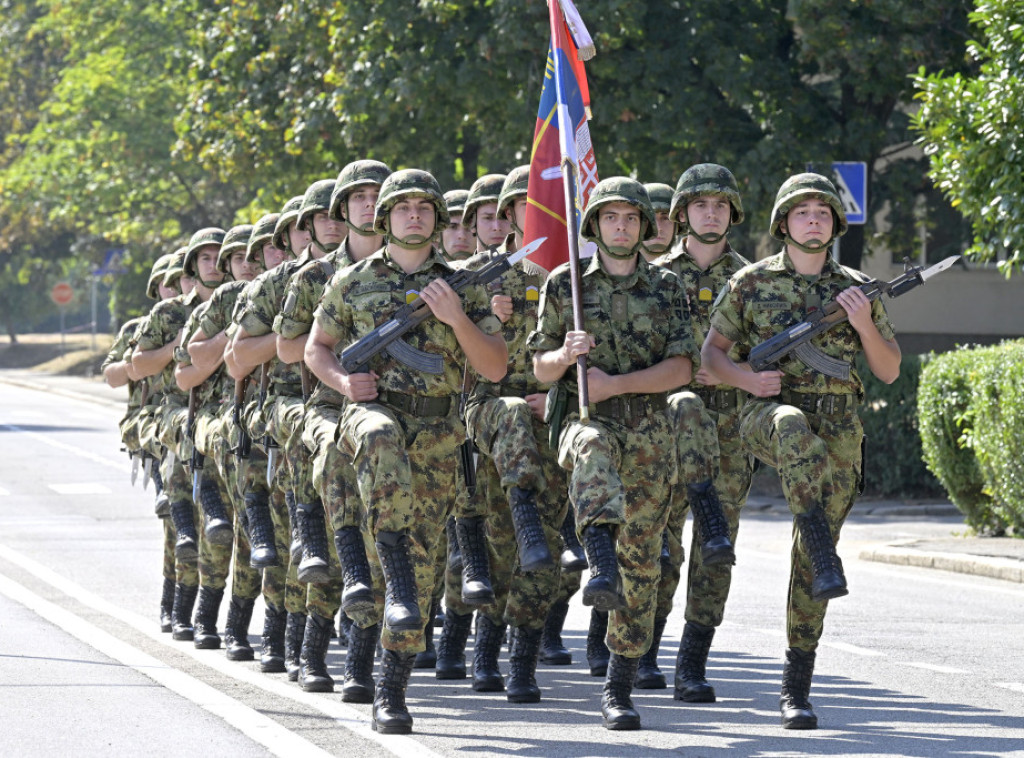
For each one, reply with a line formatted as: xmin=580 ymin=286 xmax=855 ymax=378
xmin=102 ymin=316 xmax=145 ymax=413
xmin=710 ymin=250 xmax=895 ymax=398
xmin=314 ymin=245 xmax=501 ymax=398
xmin=134 ymin=289 xmax=202 ymax=406
xmin=527 ymin=253 xmax=696 ymax=398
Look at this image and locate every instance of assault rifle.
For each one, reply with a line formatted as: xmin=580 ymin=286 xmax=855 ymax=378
xmin=232 ymin=375 xmax=252 ymax=497
xmin=187 ymin=386 xmax=204 ymax=502
xmin=257 ymin=361 xmax=279 ymax=488
xmin=339 ymin=236 xmax=546 ymax=374
xmin=748 ymin=256 xmax=961 ymax=380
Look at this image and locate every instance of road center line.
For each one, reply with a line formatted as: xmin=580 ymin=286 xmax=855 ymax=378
xmin=900 ymin=662 xmax=969 ymax=674
xmin=0 ymin=423 xmax=131 ymax=475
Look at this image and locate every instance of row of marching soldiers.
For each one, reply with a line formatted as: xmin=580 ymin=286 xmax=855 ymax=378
xmin=103 ymin=160 xmax=889 ymax=734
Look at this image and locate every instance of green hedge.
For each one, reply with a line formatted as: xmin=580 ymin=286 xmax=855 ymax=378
xmin=918 ymin=340 xmax=1024 ymax=535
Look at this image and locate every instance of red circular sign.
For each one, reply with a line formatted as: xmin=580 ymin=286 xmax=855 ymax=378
xmin=51 ymin=282 xmax=74 ymax=306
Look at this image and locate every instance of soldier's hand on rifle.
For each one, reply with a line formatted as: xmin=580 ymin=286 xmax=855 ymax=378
xmin=525 ymin=392 xmax=547 ymax=421
xmin=747 ymin=368 xmax=783 ymax=398
xmin=419 ymin=278 xmax=467 ymax=326
xmin=836 ymin=286 xmax=874 ymax=334
xmin=560 ymin=330 xmax=594 ymax=366
xmin=342 ymin=371 xmax=380 ymax=403
xmin=491 ymin=294 xmax=513 ymax=323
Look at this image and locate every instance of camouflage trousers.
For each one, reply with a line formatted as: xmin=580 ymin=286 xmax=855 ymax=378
xmin=465 ymin=396 xmax=567 ymax=630
xmin=740 ymin=400 xmax=864 ymax=651
xmin=557 ymin=411 xmax=676 ymax=657
xmin=339 ymin=401 xmax=462 ymax=653
xmin=270 ymin=394 xmax=341 ymax=620
xmin=158 ymin=423 xmax=197 ymax=588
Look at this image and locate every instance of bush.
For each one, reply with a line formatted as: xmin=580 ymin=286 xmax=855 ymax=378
xmin=918 ymin=341 xmax=1024 ymax=535
xmin=857 ymin=353 xmax=944 ymax=498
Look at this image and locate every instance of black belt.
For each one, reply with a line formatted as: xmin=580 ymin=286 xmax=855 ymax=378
xmin=594 ymin=393 xmax=669 ymax=427
xmin=693 ymin=386 xmax=746 ymax=412
xmin=778 ymin=390 xmax=857 ymax=416
xmin=475 ymin=382 xmax=532 ymax=399
xmin=377 ymin=390 xmax=453 ymax=418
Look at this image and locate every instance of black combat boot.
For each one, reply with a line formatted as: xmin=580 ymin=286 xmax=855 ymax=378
xmin=285 ymin=612 xmax=306 ymax=682
xmin=198 ymin=476 xmax=234 ymax=545
xmin=295 ymin=500 xmax=331 ymax=584
xmin=539 ymin=600 xmax=572 ymax=665
xmin=508 ymin=487 xmax=554 ymax=572
xmin=432 ymin=598 xmax=445 ymax=628
xmin=334 ymin=525 xmax=374 ymax=614
xmin=338 ymin=611 xmax=352 ymax=647
xmin=455 ymin=516 xmax=495 ymax=605
xmin=795 ymin=507 xmax=849 ymax=602
xmin=193 ymin=586 xmax=225 ymax=650
xmin=260 ymin=602 xmax=287 ymax=673
xmin=506 ymin=625 xmax=543 ymax=703
xmin=372 ymin=649 xmax=415 ymax=734
xmin=472 ymin=615 xmax=506 ymax=692
xmin=445 ymin=516 xmax=463 ymax=573
xmin=171 ymin=582 xmax=198 ymax=641
xmin=153 ymin=467 xmax=170 ymax=517
xmin=342 ymin=622 xmax=379 ymax=703
xmin=285 ymin=489 xmax=302 ymax=565
xmin=224 ymin=596 xmax=256 ymax=661
xmin=602 ymin=654 xmax=641 ymax=730
xmin=634 ymin=616 xmax=667 ymax=689
xmin=245 ymin=491 xmax=278 ymax=569
xmin=780 ymin=647 xmax=818 ymax=729
xmin=159 ymin=577 xmax=175 ymax=633
xmin=413 ymin=617 xmax=436 ymax=669
xmin=581 ymin=525 xmax=625 ymax=611
xmin=299 ymin=612 xmax=335 ymax=693
xmin=587 ymin=609 xmax=610 ymax=677
xmin=374 ymin=531 xmax=422 ymax=632
xmin=435 ymin=610 xmax=473 ymax=680
xmin=169 ymin=499 xmax=199 ymax=561
xmin=687 ymin=480 xmax=735 ymax=567
xmin=559 ymin=510 xmax=588 ymax=571
xmin=673 ymin=620 xmax=717 ymax=702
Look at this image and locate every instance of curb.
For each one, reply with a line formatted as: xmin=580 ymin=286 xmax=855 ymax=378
xmin=746 ymin=497 xmax=962 ymax=519
xmin=860 ymin=541 xmax=1024 ymax=584
xmin=0 ymin=374 xmax=126 ymax=410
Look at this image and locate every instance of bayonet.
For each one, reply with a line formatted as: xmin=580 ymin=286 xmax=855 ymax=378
xmin=130 ymin=454 xmax=140 ymax=486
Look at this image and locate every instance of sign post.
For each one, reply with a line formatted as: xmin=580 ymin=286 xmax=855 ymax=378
xmin=50 ymin=282 xmax=74 ymax=357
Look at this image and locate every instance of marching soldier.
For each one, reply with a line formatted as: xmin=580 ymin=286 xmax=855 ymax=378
xmin=439 ymin=189 xmax=475 ymax=263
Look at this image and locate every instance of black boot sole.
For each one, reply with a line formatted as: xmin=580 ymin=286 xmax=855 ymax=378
xmin=261 ymin=656 xmax=286 ymax=673
xmin=582 ymin=584 xmax=626 ymax=612
xmin=673 ymin=684 xmax=716 ymax=702
xmin=700 ymin=545 xmax=736 ymax=566
xmin=372 ymin=718 xmax=412 ymax=735
xmin=204 ymin=522 xmax=234 ymax=545
xmin=507 ymin=687 xmax=541 ymax=703
xmin=540 ymin=649 xmax=571 ymax=665
xmin=634 ymin=671 xmax=666 ymax=689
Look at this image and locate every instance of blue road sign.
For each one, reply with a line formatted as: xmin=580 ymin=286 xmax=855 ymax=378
xmin=832 ymin=162 xmax=867 ymax=225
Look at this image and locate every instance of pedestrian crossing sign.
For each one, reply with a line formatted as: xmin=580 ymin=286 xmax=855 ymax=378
xmin=832 ymin=162 xmax=867 ymax=225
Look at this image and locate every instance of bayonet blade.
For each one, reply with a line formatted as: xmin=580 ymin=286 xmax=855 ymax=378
xmin=266 ymin=448 xmax=277 ymax=488
xmin=505 ymin=236 xmax=547 ymax=267
xmin=919 ymin=255 xmax=961 ymax=282
xmin=142 ymin=457 xmax=152 ymax=490
xmin=130 ymin=455 xmax=139 ymax=486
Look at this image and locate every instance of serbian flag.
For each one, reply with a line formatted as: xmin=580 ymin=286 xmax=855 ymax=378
xmin=523 ymin=0 xmax=599 ymax=272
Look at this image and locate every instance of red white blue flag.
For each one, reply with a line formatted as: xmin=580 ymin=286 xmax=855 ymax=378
xmin=523 ymin=0 xmax=598 ymax=272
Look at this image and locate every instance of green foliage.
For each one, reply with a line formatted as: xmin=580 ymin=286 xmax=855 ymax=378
xmin=917 ymin=342 xmax=1024 ymax=535
xmin=857 ymin=353 xmax=943 ymax=498
xmin=913 ymin=0 xmax=1024 ymax=275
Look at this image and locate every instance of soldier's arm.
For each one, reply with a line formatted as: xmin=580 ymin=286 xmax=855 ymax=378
xmin=305 ymin=321 xmax=379 ymax=402
xmin=585 ymin=355 xmax=691 ymax=404
xmin=702 ymin=328 xmax=781 ymax=398
xmin=276 ymin=333 xmax=308 ymax=365
xmin=837 ymin=286 xmax=901 ymax=384
xmin=132 ymin=337 xmax=178 ymax=378
xmin=233 ymin=326 xmax=278 ymax=372
xmin=188 ymin=329 xmax=229 ymax=372
xmin=419 ymin=277 xmax=507 ymax=383
xmin=533 ymin=331 xmax=594 ymax=384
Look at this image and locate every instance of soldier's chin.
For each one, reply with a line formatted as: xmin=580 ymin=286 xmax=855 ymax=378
xmin=802 ymin=238 xmax=827 ymax=251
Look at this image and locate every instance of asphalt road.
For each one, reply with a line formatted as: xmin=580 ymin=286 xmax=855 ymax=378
xmin=1 ymin=380 xmax=1022 ymax=757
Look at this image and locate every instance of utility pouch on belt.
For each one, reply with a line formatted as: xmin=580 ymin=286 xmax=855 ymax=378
xmin=544 ymin=382 xmax=568 ymax=450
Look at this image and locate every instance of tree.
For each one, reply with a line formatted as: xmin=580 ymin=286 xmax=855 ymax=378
xmin=913 ymin=0 xmax=1024 ymax=275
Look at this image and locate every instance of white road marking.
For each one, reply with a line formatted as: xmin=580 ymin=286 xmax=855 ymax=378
xmin=48 ymin=483 xmax=112 ymax=495
xmin=0 ymin=423 xmax=131 ymax=475
xmin=0 ymin=572 xmax=333 ymax=758
xmin=0 ymin=542 xmax=444 ymax=758
xmin=821 ymin=640 xmax=886 ymax=657
xmin=995 ymin=682 xmax=1024 ymax=694
xmin=900 ymin=662 xmax=969 ymax=674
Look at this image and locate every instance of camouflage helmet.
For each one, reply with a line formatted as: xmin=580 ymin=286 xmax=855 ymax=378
xmin=769 ymin=172 xmax=848 ymax=241
xmin=217 ymin=224 xmax=255 ymax=273
xmin=161 ymin=248 xmax=187 ymax=288
xmin=272 ymin=195 xmax=304 ymax=252
xmin=497 ymin=165 xmax=530 ymax=220
xmin=296 ymin=179 xmax=336 ymax=232
xmin=644 ymin=183 xmax=674 ymax=213
xmin=183 ymin=227 xmax=226 ymax=278
xmin=372 ymin=169 xmax=449 ymax=236
xmin=246 ymin=213 xmax=281 ymax=264
xmin=669 ymin=163 xmax=745 ymax=227
xmin=146 ymin=252 xmax=178 ymax=300
xmin=443 ymin=189 xmax=469 ymax=219
xmin=329 ymin=160 xmax=391 ymax=221
xmin=462 ymin=173 xmax=507 ymax=230
xmin=580 ymin=177 xmax=657 ymax=244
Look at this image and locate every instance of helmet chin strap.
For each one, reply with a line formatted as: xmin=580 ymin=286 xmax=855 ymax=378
xmin=784 ymin=233 xmax=833 ymax=255
xmin=684 ymin=208 xmax=728 ymax=245
xmin=384 ymin=214 xmax=436 ymax=250
xmin=309 ymin=227 xmax=335 ymax=255
xmin=592 ymin=217 xmax=649 ymax=260
xmin=643 ymin=241 xmax=669 ymax=255
xmin=345 ymin=218 xmax=378 ymax=237
xmin=196 ymin=274 xmax=223 ymax=289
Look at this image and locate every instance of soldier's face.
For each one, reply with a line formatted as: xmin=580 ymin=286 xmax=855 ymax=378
xmin=180 ymin=275 xmax=196 ymax=295
xmin=390 ymin=198 xmax=437 ymax=241
xmin=475 ymin=202 xmax=509 ymax=248
xmin=685 ymin=195 xmax=731 ymax=238
xmin=229 ymin=250 xmax=258 ymax=282
xmin=196 ymin=247 xmax=223 ymax=283
xmin=287 ymin=222 xmax=311 ymax=253
xmin=262 ymin=242 xmax=288 ymax=270
xmin=598 ymin=202 xmax=642 ymax=249
xmin=649 ymin=211 xmax=675 ymax=249
xmin=157 ymin=282 xmax=178 ymax=300
xmin=782 ymin=198 xmax=834 ymax=248
xmin=312 ymin=211 xmax=346 ymax=246
xmin=442 ymin=212 xmax=475 ymax=257
xmin=511 ymin=198 xmax=529 ymax=232
xmin=346 ymin=187 xmax=380 ymax=230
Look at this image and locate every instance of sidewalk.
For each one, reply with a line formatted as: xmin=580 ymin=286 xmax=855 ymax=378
xmin=3 ymin=368 xmax=1022 ymax=584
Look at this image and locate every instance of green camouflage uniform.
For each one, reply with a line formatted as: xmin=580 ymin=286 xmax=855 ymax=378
xmin=527 ymin=253 xmax=696 ymax=656
xmin=314 ymin=245 xmax=500 ymax=653
xmin=710 ymin=250 xmax=893 ymax=650
xmin=462 ymin=244 xmax=566 ymax=630
xmin=655 ymin=241 xmax=753 ymax=626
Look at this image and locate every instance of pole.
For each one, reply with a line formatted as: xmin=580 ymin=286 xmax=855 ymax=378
xmin=560 ymin=156 xmax=589 ymax=424
xmin=59 ymin=307 xmax=65 ymax=357
xmin=90 ymin=276 xmax=97 ymax=351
